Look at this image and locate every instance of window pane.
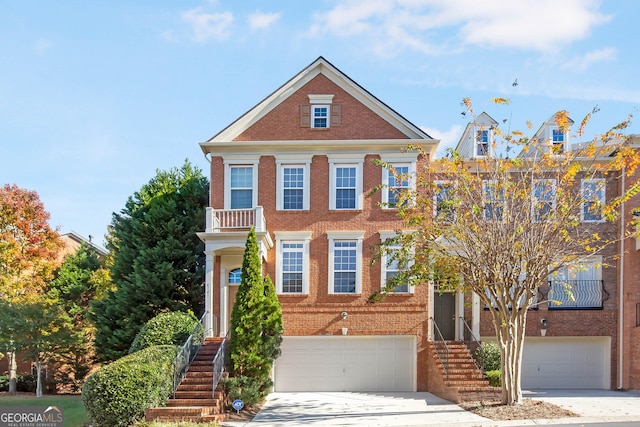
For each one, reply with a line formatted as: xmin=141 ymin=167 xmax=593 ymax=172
xmin=231 ymin=189 xmax=252 ymax=209
xmin=333 ymin=241 xmax=356 ymax=293
xmin=313 ymin=106 xmax=328 ymax=128
xmin=582 ymin=180 xmax=604 ymax=221
xmin=284 ymin=189 xmax=303 ymax=210
xmin=335 ymin=166 xmax=356 ymax=209
xmin=283 ymin=167 xmax=304 ymax=210
xmin=229 ymin=268 xmax=241 ymax=284
xmin=231 ymin=167 xmax=252 ymax=188
xmin=282 ymin=242 xmax=303 ymax=293
xmin=336 ymin=189 xmax=356 ymax=209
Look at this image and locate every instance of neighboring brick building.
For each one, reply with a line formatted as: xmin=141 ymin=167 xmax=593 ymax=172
xmin=198 ymin=56 xmax=639 ymax=394
xmin=620 ymin=135 xmax=640 ymax=390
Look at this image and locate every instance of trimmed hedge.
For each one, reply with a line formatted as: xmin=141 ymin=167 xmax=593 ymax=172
xmin=82 ymin=345 xmax=178 ymax=427
xmin=129 ymin=311 xmax=201 ymax=354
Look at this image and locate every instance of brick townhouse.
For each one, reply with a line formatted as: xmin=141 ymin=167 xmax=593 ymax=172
xmin=456 ymin=113 xmax=640 ymax=391
xmin=197 ymin=56 xmax=639 ymax=395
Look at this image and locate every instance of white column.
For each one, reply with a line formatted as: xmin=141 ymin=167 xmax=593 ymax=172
xmin=456 ymin=290 xmax=465 ymax=340
xmin=204 ymin=251 xmax=214 ymax=337
xmin=220 ymin=267 xmax=228 ymax=337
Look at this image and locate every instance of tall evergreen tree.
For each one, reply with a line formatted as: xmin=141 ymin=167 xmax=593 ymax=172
xmin=260 ymin=275 xmax=283 ymax=364
xmin=228 ymin=229 xmax=283 ymax=401
xmin=91 ymin=161 xmax=208 ymax=362
xmin=228 ymin=228 xmax=265 ymax=379
xmin=49 ymin=243 xmax=111 ymax=391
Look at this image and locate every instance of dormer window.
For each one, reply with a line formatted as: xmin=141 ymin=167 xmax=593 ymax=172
xmin=476 ymin=129 xmax=490 ymax=156
xmin=551 ymin=127 xmax=565 ymax=154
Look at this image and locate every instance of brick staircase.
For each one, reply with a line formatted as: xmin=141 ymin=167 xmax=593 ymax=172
xmin=145 ymin=338 xmax=228 ymax=423
xmin=429 ymin=341 xmax=500 ymax=403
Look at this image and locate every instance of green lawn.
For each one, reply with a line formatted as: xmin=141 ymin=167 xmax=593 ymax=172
xmin=0 ymin=394 xmax=89 ymax=427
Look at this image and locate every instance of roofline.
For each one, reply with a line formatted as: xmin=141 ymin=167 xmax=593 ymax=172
xmin=205 ymin=56 xmax=433 ymax=143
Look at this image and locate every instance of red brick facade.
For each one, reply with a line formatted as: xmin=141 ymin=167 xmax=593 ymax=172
xmin=199 ymin=57 xmax=640 ymax=393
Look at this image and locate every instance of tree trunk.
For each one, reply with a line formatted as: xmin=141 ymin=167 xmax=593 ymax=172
xmin=494 ymin=311 xmax=526 ymax=405
xmin=35 ymin=359 xmax=43 ymax=397
xmin=7 ymin=351 xmax=17 ymax=394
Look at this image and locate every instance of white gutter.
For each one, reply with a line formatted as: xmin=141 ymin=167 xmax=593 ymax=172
xmin=618 ymin=166 xmax=625 ymax=390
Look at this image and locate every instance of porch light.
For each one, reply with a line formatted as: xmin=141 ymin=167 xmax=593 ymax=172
xmin=341 ymin=311 xmax=348 ymax=320
xmin=540 ymin=318 xmax=549 ymax=336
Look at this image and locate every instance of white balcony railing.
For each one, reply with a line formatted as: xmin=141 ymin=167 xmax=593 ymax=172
xmin=205 ymin=207 xmax=266 ymax=233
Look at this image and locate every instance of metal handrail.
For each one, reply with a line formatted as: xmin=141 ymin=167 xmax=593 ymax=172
xmin=211 ymin=331 xmax=230 ymax=398
xmin=172 ymin=312 xmax=207 ymax=396
xmin=430 ymin=317 xmax=450 ymax=380
xmin=459 ymin=317 xmax=483 ymax=372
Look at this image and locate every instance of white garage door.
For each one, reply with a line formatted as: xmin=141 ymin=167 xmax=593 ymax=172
xmin=274 ymin=336 xmax=415 ymax=392
xmin=521 ymin=337 xmax=610 ymax=389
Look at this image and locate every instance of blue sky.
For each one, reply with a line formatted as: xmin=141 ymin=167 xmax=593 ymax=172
xmin=2 ymin=1 xmax=639 ymax=248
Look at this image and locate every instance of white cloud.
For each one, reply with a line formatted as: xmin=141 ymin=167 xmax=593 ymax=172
xmin=182 ymin=8 xmax=233 ymax=42
xmin=248 ymin=11 xmax=281 ymax=30
xmin=308 ymin=0 xmax=610 ymax=56
xmin=562 ymin=47 xmax=617 ymax=71
xmin=421 ymin=124 xmax=463 ymax=158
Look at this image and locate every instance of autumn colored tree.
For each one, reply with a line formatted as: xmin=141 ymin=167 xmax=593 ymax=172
xmin=376 ymin=99 xmax=639 ymax=405
xmin=0 ymin=184 xmax=63 ymax=393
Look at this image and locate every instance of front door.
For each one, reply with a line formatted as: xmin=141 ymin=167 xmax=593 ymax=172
xmin=434 ymin=292 xmax=456 ymax=340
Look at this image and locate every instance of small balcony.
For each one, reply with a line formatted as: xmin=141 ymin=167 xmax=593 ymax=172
xmin=548 ymin=280 xmax=607 ymax=309
xmin=204 ymin=206 xmax=267 ymax=233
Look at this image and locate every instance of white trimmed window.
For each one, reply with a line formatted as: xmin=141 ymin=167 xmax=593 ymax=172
xmin=276 ymin=156 xmax=311 ymax=211
xmin=312 ymin=105 xmax=329 ymax=128
xmin=551 ymin=127 xmax=566 ymax=154
xmin=379 ymin=231 xmax=412 ymax=294
xmin=329 ymin=156 xmax=363 ymax=210
xmin=483 ymin=180 xmax=505 ymax=221
xmin=532 ymin=179 xmax=556 ymax=222
xmin=224 ymin=157 xmax=259 ymax=209
xmin=476 ymin=129 xmax=490 ymax=157
xmin=382 ymin=163 xmax=414 ymax=208
xmin=300 ymin=94 xmax=340 ymax=129
xmin=275 ymin=231 xmax=312 ymax=294
xmin=581 ymin=178 xmax=606 ymax=222
xmin=328 ymin=231 xmax=364 ymax=294
xmin=434 ymin=180 xmax=454 ymax=221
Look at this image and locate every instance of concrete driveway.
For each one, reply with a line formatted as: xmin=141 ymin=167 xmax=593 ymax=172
xmin=222 ymin=389 xmax=640 ymax=427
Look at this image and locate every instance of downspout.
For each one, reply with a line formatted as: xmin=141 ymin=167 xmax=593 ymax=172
xmin=618 ymin=166 xmax=625 ymax=390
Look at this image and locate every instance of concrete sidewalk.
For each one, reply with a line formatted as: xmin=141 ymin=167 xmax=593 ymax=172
xmin=221 ymin=389 xmax=640 ymax=427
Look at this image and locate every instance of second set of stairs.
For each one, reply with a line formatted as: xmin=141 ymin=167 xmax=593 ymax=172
xmin=429 ymin=340 xmax=500 ymax=403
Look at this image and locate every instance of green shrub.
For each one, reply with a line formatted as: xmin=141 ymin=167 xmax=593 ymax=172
xmin=485 ymin=369 xmax=502 ymax=387
xmin=82 ymin=345 xmax=179 ymax=427
xmin=223 ymin=376 xmax=266 ymax=407
xmin=129 ymin=311 xmax=202 ymax=354
xmin=0 ymin=374 xmax=38 ymax=393
xmin=476 ymin=341 xmax=501 ymax=372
